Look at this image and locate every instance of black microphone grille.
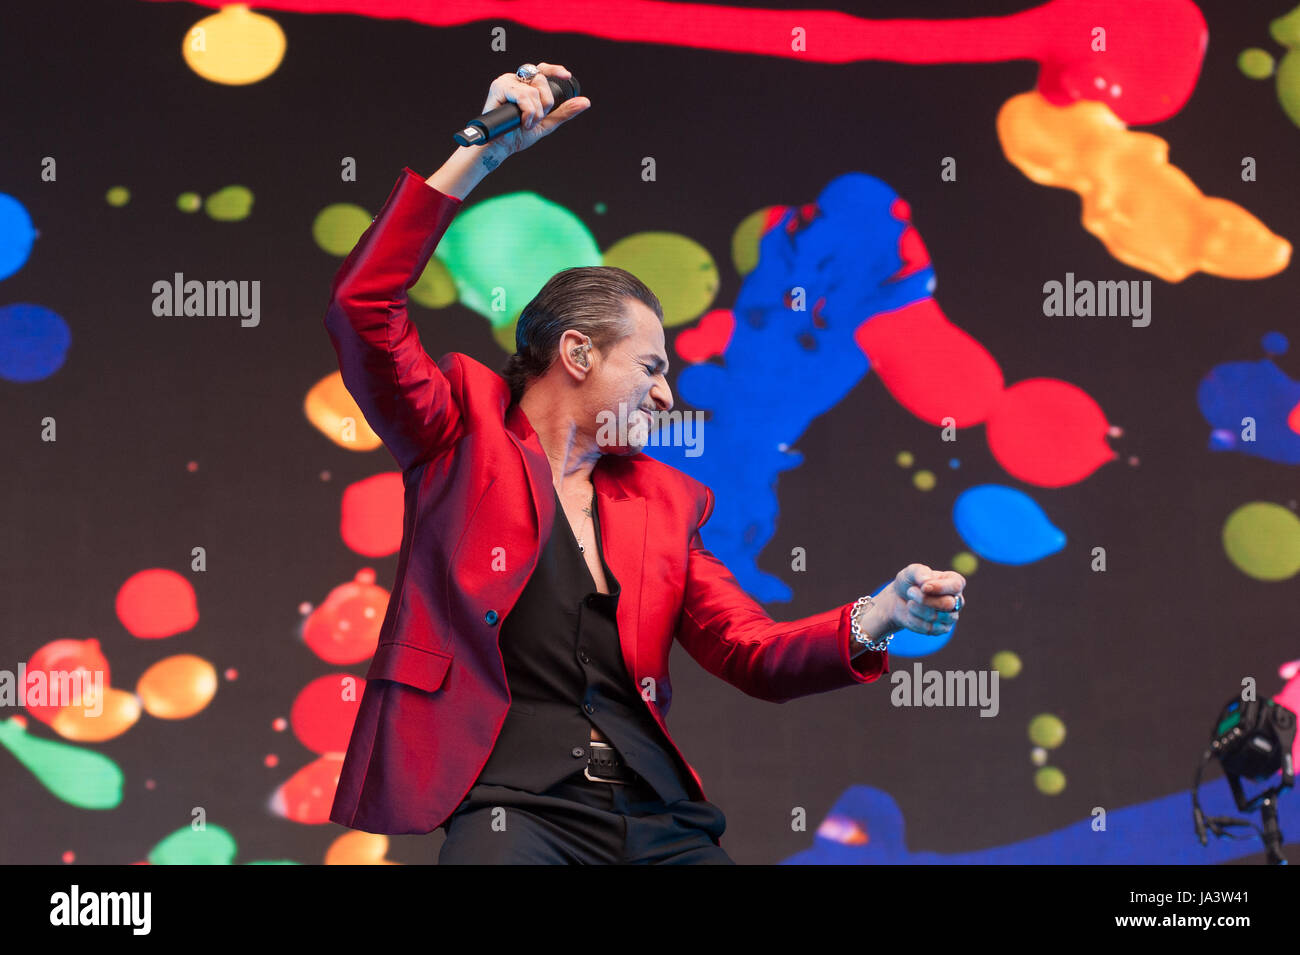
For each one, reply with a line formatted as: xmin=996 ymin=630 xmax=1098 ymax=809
xmin=549 ymin=75 xmax=580 ymax=99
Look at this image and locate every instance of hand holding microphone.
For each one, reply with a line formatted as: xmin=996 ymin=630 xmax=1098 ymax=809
xmin=454 ymin=62 xmax=591 ymax=156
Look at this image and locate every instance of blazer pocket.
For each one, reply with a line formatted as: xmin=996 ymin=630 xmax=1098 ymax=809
xmin=365 ymin=641 xmax=453 ymax=693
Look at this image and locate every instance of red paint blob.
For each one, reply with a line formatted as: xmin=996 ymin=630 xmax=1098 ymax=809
xmin=675 ymin=309 xmax=735 ymax=363
xmin=986 ymin=378 xmax=1117 ymax=486
xmin=274 ymin=753 xmax=345 ymax=825
xmin=198 ymin=0 xmax=1205 ymax=124
xmin=115 ymin=569 xmax=198 ymax=639
xmin=855 ymin=298 xmax=1005 ymax=426
xmin=24 ymin=638 xmax=112 ymax=726
xmin=301 ymin=571 xmax=388 ymax=664
xmin=290 ymin=673 xmax=365 ymax=755
xmin=340 ymin=473 xmax=404 ymax=556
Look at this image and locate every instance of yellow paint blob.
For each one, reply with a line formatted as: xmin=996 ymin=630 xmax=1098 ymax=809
xmin=1035 ymin=766 xmax=1066 ymax=795
xmin=997 ymin=90 xmax=1291 ymax=281
xmin=493 ymin=318 xmax=519 ymax=354
xmin=136 ymin=655 xmax=218 ymax=719
xmin=603 ymin=233 xmax=718 ymax=327
xmin=991 ymin=650 xmax=1021 ymax=679
xmin=952 ymin=551 xmax=978 ymax=575
xmin=1029 ymin=713 xmax=1066 ymax=749
xmin=409 ymin=255 xmax=458 ymax=308
xmin=1222 ymin=501 xmax=1300 ymax=581
xmin=325 ymin=831 xmax=399 ymax=865
xmin=731 ymin=206 xmax=777 ymax=277
xmin=205 ymin=185 xmax=253 ymax=222
xmin=182 ymin=5 xmax=286 ymax=86
xmin=305 ymin=371 xmax=383 ymax=452
xmin=313 ymin=204 xmax=371 ymax=257
xmin=52 ymin=687 xmax=142 ymax=742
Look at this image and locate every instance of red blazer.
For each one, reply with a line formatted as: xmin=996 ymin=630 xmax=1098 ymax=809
xmin=324 ymin=167 xmax=889 ymax=835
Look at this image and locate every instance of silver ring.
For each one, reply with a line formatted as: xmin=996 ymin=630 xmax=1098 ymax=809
xmin=953 ymin=595 xmax=964 ymax=613
xmin=516 ymin=64 xmax=540 ymax=83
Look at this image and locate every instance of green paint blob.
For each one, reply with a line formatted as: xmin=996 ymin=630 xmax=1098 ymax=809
xmin=205 ymin=185 xmax=253 ymax=222
xmin=437 ymin=192 xmax=601 ymax=329
xmin=952 ymin=551 xmax=978 ymax=575
xmin=105 ymin=186 xmax=130 ymax=207
xmin=0 ymin=717 xmax=123 ymax=809
xmin=148 ymin=824 xmax=238 ymax=865
xmin=991 ymin=650 xmax=1021 ymax=679
xmin=409 ymin=254 xmax=458 ymax=308
xmin=1035 ymin=766 xmax=1066 ymax=795
xmin=593 ymin=202 xmax=607 ymax=215
xmin=177 ymin=192 xmax=202 ymax=213
xmin=312 ymin=203 xmax=371 ymax=257
xmin=1029 ymin=714 xmax=1066 ymax=749
xmin=1222 ymin=501 xmax=1300 ymax=580
xmin=1238 ymin=47 xmax=1276 ymax=79
xmin=603 ymin=232 xmax=718 ymax=328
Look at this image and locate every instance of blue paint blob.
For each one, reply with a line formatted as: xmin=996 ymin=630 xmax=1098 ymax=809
xmin=1261 ymin=331 xmax=1288 ymax=356
xmin=1208 ymin=428 xmax=1235 ymax=451
xmin=0 ymin=304 xmax=71 ymax=382
xmin=644 ymin=172 xmax=936 ymax=602
xmin=953 ymin=484 xmax=1066 ymax=564
xmin=1197 ymin=358 xmax=1300 ymax=464
xmin=0 ymin=194 xmax=37 ymax=281
xmin=782 ymin=781 xmax=1274 ymax=864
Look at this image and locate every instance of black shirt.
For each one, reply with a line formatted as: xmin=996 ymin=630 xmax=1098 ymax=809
xmin=473 ymin=484 xmax=695 ymax=803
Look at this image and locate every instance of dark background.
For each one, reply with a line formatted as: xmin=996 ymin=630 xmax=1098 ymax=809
xmin=1 ymin=0 xmax=1297 ymax=864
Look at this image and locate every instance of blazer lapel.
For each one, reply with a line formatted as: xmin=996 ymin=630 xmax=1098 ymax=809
xmin=593 ymin=461 xmax=646 ymax=688
xmin=504 ymin=401 xmax=553 ymax=546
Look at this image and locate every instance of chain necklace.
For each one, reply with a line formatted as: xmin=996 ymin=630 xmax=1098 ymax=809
xmin=576 ymin=490 xmax=594 ymax=553
xmin=558 ymin=485 xmax=596 ymax=553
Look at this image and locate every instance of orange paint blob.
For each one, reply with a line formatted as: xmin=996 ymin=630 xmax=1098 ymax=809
xmin=998 ymin=90 xmax=1291 ymax=281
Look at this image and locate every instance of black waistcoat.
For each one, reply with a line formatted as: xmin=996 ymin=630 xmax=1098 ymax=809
xmin=472 ymin=485 xmax=695 ymax=803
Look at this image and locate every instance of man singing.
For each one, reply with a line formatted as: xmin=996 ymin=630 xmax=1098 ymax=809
xmin=325 ymin=62 xmax=967 ymax=864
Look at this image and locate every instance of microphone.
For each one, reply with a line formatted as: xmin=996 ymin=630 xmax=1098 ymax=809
xmin=454 ymin=74 xmax=581 ymax=147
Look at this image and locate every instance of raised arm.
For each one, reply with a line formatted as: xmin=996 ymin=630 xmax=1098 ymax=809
xmin=323 ymin=63 xmax=592 ymax=471
xmin=324 ymin=168 xmax=469 ymax=471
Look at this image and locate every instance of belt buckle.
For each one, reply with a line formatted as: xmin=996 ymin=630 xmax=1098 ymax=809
xmin=583 ymin=740 xmax=629 ymax=785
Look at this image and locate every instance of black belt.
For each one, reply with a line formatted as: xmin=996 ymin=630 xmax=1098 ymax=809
xmin=583 ymin=740 xmax=638 ymax=784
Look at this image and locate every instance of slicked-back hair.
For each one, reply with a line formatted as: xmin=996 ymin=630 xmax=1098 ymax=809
xmin=501 ymin=266 xmax=663 ymax=405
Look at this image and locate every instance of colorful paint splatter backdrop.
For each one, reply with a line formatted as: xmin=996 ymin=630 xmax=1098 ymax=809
xmin=2 ymin=0 xmax=1298 ymax=864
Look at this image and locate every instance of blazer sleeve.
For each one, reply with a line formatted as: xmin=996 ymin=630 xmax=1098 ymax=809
xmin=324 ymin=167 xmax=465 ymax=472
xmin=674 ymin=485 xmax=889 ymax=703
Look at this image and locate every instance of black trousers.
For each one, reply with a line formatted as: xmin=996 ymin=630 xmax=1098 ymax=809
xmin=438 ymin=770 xmax=734 ymax=864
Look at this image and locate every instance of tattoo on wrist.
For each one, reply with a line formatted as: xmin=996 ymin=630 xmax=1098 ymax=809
xmin=481 ymin=152 xmax=503 ymax=172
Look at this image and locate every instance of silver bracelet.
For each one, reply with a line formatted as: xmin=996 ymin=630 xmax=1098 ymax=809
xmin=850 ymin=594 xmax=894 ymax=652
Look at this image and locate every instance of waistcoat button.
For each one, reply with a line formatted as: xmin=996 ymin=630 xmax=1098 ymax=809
xmin=484 ymin=609 xmax=499 ymax=625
